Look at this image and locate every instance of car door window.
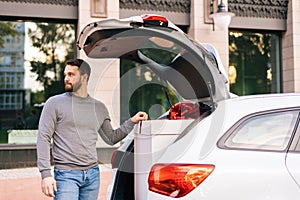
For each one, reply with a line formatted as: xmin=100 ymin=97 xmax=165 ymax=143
xmin=223 ymin=111 xmax=299 ymax=151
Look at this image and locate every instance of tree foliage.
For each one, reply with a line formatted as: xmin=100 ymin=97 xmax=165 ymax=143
xmin=28 ymin=22 xmax=75 ymax=99
xmin=0 ymin=21 xmax=17 ymax=47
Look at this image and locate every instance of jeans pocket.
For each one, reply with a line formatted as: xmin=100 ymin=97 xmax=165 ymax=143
xmin=54 ymin=168 xmax=73 ymax=179
xmin=90 ymin=165 xmax=100 ymax=174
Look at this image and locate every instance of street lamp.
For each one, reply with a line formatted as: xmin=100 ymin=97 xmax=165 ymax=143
xmin=209 ymin=0 xmax=235 ymax=30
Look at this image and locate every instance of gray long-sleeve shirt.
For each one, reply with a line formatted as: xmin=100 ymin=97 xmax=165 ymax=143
xmin=37 ymin=92 xmax=135 ymax=179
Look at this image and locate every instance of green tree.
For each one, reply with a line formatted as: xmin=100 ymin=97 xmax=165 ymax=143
xmin=0 ymin=21 xmax=17 ymax=47
xmin=28 ymin=22 xmax=75 ymax=99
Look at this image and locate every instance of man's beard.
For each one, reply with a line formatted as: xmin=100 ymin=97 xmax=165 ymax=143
xmin=64 ymin=81 xmax=82 ymax=92
xmin=64 ymin=83 xmax=73 ymax=92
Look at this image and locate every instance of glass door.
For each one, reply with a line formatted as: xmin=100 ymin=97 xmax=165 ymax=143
xmin=229 ymin=31 xmax=282 ymax=95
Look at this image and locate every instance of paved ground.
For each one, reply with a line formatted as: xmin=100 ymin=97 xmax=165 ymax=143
xmin=0 ymin=164 xmax=112 ymax=200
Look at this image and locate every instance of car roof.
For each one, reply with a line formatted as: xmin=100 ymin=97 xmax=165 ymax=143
xmin=222 ymin=93 xmax=300 ymax=116
xmin=227 ymin=92 xmax=300 ymax=103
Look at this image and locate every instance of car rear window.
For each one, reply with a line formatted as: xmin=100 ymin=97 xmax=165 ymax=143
xmin=221 ymin=110 xmax=299 ymax=151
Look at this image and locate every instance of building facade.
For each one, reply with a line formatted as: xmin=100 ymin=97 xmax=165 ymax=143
xmin=0 ymin=0 xmax=299 ymax=167
xmin=0 ymin=22 xmax=25 ymax=128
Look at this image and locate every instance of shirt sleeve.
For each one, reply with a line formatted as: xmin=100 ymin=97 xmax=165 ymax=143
xmin=37 ymin=98 xmax=57 ymax=179
xmin=99 ymin=118 xmax=136 ymax=145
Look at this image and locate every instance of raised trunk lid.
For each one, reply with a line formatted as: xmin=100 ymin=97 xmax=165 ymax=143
xmin=77 ymin=16 xmax=230 ymax=105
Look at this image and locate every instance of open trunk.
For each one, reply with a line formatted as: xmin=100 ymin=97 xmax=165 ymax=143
xmin=77 ymin=15 xmax=230 ymax=200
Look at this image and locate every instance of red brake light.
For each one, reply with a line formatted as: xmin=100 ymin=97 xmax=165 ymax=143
xmin=142 ymin=14 xmax=168 ymax=27
xmin=169 ymin=102 xmax=200 ymax=120
xmin=148 ymin=163 xmax=215 ymax=198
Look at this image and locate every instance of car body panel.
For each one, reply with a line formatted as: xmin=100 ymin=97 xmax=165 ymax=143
xmin=286 ymin=153 xmax=300 ymax=188
xmin=145 ymin=94 xmax=300 ymax=199
xmin=134 ymin=119 xmax=194 ymax=198
xmin=148 ymin=150 xmax=300 ymax=199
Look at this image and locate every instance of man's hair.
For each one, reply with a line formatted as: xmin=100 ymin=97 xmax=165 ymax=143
xmin=65 ymin=58 xmax=91 ymax=81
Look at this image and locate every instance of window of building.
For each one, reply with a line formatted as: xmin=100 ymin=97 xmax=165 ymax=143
xmin=0 ymin=20 xmax=75 ymax=145
xmin=229 ymin=31 xmax=282 ymax=95
xmin=0 ymin=91 xmax=23 ymax=110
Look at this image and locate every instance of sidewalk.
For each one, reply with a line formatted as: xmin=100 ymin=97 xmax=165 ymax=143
xmin=0 ymin=164 xmax=112 ymax=200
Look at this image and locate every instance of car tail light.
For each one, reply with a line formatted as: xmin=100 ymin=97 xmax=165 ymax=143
xmin=148 ymin=163 xmax=215 ymax=198
xmin=169 ymin=102 xmax=200 ymax=120
xmin=142 ymin=14 xmax=168 ymax=27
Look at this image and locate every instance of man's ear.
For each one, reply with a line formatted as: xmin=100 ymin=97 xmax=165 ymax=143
xmin=82 ymin=73 xmax=89 ymax=82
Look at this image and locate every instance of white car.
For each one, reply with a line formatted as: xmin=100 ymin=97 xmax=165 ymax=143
xmin=77 ymin=15 xmax=300 ymax=200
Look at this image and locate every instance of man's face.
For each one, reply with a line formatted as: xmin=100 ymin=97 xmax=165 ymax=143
xmin=64 ymin=65 xmax=82 ymax=92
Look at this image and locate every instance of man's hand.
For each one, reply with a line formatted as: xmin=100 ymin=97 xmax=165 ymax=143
xmin=131 ymin=111 xmax=148 ymax=123
xmin=41 ymin=176 xmax=57 ymax=197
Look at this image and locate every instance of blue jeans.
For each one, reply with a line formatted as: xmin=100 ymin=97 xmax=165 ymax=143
xmin=54 ymin=165 xmax=100 ymax=200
